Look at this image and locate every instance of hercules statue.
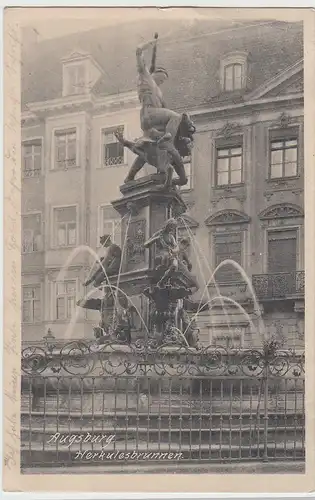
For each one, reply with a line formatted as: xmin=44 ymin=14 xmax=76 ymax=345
xmin=118 ymin=33 xmax=196 ymax=187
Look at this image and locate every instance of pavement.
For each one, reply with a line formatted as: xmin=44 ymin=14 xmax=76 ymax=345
xmin=22 ymin=460 xmax=305 ymax=475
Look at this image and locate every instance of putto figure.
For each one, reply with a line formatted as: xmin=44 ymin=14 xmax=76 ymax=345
xmin=144 ymin=218 xmax=198 ymax=290
xmin=84 ymin=234 xmax=122 ymax=288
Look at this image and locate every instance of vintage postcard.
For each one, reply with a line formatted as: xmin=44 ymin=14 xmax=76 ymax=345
xmin=3 ymin=6 xmax=315 ymax=493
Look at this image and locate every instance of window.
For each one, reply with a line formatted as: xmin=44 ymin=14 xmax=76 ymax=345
xmin=54 ymin=206 xmax=77 ymax=247
xmin=214 ymin=232 xmax=242 ymax=283
xmin=54 ymin=129 xmax=77 ymax=169
xmin=220 ymin=53 xmax=248 ymax=93
xmin=212 ymin=327 xmax=243 ymax=348
xmin=216 ymin=144 xmax=243 ymax=186
xmin=55 ymin=281 xmax=76 ymax=320
xmin=266 ymin=229 xmax=298 ymax=297
xmin=22 ymin=214 xmax=42 ymax=253
xmin=22 ymin=139 xmax=42 ymax=177
xmin=268 ymin=229 xmax=297 ymax=274
xmin=269 ymin=131 xmax=298 ymax=179
xmin=102 ymin=127 xmax=124 ymax=166
xmin=224 ymin=63 xmax=243 ymax=92
xmin=179 ymin=156 xmax=193 ymax=191
xmin=65 ymin=64 xmax=86 ymax=96
xmin=22 ymin=285 xmax=41 ymax=323
xmin=99 ymin=205 xmax=121 ymax=246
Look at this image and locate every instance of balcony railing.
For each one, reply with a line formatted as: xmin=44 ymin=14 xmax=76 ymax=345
xmin=252 ymin=271 xmax=305 ymax=300
xmin=23 ymin=168 xmax=41 ymax=178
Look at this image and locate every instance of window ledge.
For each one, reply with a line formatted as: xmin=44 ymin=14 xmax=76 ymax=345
xmin=45 ymin=319 xmax=85 ymax=324
xmin=266 ymin=176 xmax=300 ymax=183
xmin=22 ymin=173 xmax=43 ymax=179
xmin=213 ymin=183 xmax=245 ymax=190
xmin=50 ymin=165 xmax=81 ymax=172
xmin=97 ymin=163 xmax=127 ymax=170
xmin=22 ymin=321 xmax=42 ymax=325
xmin=50 ymin=245 xmax=78 ymax=250
xmin=22 ymin=251 xmax=44 ymax=255
xmin=208 ymin=280 xmax=247 ymax=287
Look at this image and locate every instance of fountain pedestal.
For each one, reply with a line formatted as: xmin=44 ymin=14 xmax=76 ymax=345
xmin=108 ymin=175 xmax=187 ymax=336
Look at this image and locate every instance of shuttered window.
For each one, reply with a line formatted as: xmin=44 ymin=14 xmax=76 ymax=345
xmin=268 ymin=230 xmax=297 ymax=273
xmin=214 ymin=232 xmax=242 ymax=283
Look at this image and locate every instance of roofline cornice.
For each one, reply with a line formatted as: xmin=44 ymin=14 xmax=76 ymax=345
xmin=21 ymin=91 xmax=302 ymax=124
xmin=245 ymin=59 xmax=303 ymax=101
xmin=24 ymin=90 xmax=139 ymax=117
xmin=189 ymin=92 xmax=303 ymax=120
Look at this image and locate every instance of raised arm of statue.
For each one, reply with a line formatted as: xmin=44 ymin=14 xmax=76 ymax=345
xmin=136 ymin=35 xmax=158 ymax=75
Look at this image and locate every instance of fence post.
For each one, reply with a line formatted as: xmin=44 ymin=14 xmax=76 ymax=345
xmin=262 ymin=365 xmax=269 ymax=462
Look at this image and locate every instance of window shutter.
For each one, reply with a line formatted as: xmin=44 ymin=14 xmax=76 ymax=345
xmin=214 ymin=232 xmax=242 ymax=283
xmin=268 ymin=230 xmax=297 ymax=273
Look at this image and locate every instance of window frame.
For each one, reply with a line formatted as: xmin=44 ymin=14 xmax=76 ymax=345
xmin=215 ymin=141 xmax=243 ymax=187
xmin=223 ymin=63 xmax=243 ymax=92
xmin=52 ymin=127 xmax=79 ymax=171
xmin=54 ymin=280 xmax=77 ymax=321
xmin=22 ymin=137 xmax=43 ymax=178
xmin=100 ymin=125 xmax=127 ymax=168
xmin=22 ymin=284 xmax=41 ymax=324
xmin=179 ymin=154 xmax=193 ymax=192
xmin=97 ymin=204 xmax=121 ymax=247
xmin=268 ymin=129 xmax=299 ymax=180
xmin=210 ymin=326 xmax=244 ymax=349
xmin=52 ymin=204 xmax=78 ymax=249
xmin=212 ymin=230 xmax=244 ymax=284
xmin=219 ymin=52 xmax=248 ymax=93
xmin=22 ymin=212 xmax=42 ymax=254
xmin=264 ymin=225 xmax=301 ymax=274
xmin=62 ymin=61 xmax=87 ymax=97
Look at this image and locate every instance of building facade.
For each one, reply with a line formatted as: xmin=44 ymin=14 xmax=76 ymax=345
xmin=21 ymin=20 xmax=304 ymax=348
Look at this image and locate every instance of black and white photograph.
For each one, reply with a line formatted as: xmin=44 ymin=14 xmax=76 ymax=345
xmin=4 ymin=7 xmax=310 ymax=486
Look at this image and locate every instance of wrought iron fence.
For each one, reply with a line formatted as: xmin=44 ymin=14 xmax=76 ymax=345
xmin=21 ymin=340 xmax=305 ymax=470
xmin=23 ymin=167 xmax=41 ymax=178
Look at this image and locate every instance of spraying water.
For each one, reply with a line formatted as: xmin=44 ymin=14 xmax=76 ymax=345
xmin=195 ymin=259 xmax=265 ymax=338
xmin=178 ymin=217 xmax=233 ymax=334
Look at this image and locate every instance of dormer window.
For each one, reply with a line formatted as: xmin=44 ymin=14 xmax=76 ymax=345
xmin=62 ymin=50 xmax=103 ymax=98
xmin=224 ymin=63 xmax=243 ymax=92
xmin=65 ymin=63 xmax=86 ymax=96
xmin=220 ymin=52 xmax=248 ymax=92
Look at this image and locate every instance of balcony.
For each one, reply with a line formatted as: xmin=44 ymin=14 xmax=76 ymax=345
xmin=252 ymin=271 xmax=305 ymax=300
xmin=23 ymin=168 xmax=41 ymax=178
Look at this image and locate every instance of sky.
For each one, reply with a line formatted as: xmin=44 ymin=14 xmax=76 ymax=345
xmin=21 ymin=7 xmax=216 ymax=40
xmin=18 ymin=7 xmax=301 ymax=41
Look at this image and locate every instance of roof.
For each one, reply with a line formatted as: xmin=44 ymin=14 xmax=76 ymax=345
xmin=22 ymin=19 xmax=303 ymax=112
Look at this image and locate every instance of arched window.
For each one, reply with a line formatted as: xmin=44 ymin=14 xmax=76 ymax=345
xmin=220 ymin=52 xmax=248 ymax=93
xmin=224 ymin=63 xmax=243 ymax=92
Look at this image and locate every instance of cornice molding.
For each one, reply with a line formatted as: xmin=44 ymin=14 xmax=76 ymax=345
xmin=205 ymin=209 xmax=251 ymax=226
xmin=23 ymin=90 xmax=139 ymax=120
xmin=259 ymin=203 xmax=304 ymax=220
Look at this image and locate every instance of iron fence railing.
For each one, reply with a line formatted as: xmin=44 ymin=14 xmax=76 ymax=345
xmin=252 ymin=271 xmax=305 ymax=300
xmin=21 ymin=340 xmax=305 ymax=470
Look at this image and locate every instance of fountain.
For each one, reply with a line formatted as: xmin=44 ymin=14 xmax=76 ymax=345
xmin=20 ymin=32 xmax=306 ymax=471
xmin=24 ymin=27 xmax=279 ymax=374
xmin=73 ymin=31 xmax=264 ymax=350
